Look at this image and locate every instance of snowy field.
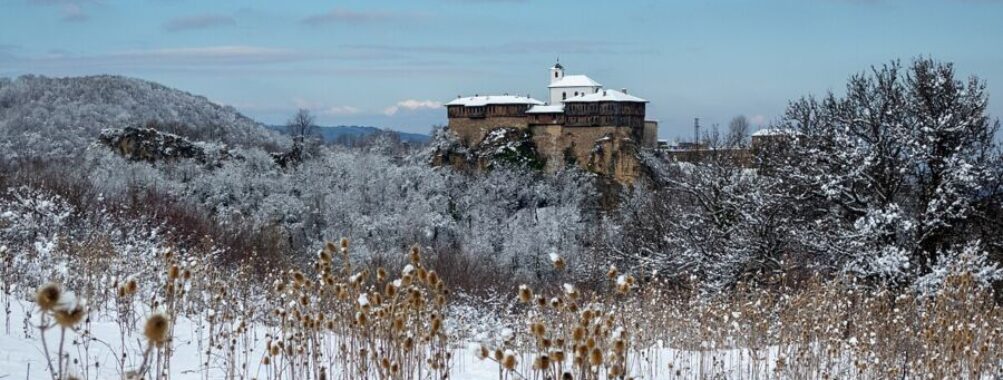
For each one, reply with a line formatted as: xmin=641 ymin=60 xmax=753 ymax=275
xmin=0 ymin=298 xmax=508 ymax=379
xmin=0 ymin=298 xmax=782 ymax=380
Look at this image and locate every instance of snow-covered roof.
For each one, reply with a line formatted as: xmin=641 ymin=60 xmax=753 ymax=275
xmin=525 ymin=104 xmax=565 ymax=114
xmin=445 ymin=95 xmax=544 ymax=107
xmin=752 ymin=128 xmax=801 ymax=137
xmin=563 ymin=89 xmax=647 ymax=103
xmin=548 ymin=75 xmax=602 ymax=88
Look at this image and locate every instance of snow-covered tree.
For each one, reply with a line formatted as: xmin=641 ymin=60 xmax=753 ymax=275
xmin=776 ymin=58 xmax=1001 ymax=283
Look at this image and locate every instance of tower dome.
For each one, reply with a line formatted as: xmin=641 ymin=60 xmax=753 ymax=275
xmin=550 ymin=59 xmax=564 ymax=84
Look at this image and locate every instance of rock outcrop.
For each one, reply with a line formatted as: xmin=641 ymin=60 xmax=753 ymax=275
xmin=430 ymin=127 xmax=544 ymax=171
xmin=98 ymin=126 xmax=243 ymax=167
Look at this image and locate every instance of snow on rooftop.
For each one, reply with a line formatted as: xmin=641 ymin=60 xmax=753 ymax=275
xmin=563 ymin=89 xmax=647 ymax=103
xmin=548 ymin=74 xmax=602 ymax=88
xmin=445 ymin=95 xmax=544 ymax=107
xmin=525 ymin=104 xmax=565 ymax=114
xmin=752 ymin=128 xmax=802 ymax=137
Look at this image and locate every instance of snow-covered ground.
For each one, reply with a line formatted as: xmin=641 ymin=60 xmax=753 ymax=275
xmin=0 ymin=298 xmax=508 ymax=379
xmin=0 ymin=297 xmax=787 ymax=380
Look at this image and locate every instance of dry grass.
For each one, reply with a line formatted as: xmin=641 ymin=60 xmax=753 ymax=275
xmin=8 ymin=241 xmax=1003 ymax=379
xmin=473 ymin=256 xmax=1003 ymax=380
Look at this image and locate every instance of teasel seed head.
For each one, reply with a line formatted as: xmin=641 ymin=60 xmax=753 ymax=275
xmin=518 ymin=285 xmax=533 ymax=303
xmin=409 ymin=245 xmax=421 ymax=264
xmin=502 ymin=351 xmax=518 ymax=370
xmin=168 ymin=264 xmax=180 ymax=280
xmin=609 ymin=363 xmax=624 ymax=377
xmin=550 ymin=253 xmax=566 ymax=271
xmin=588 ymin=348 xmax=602 ymax=367
xmin=613 ymin=339 xmax=626 ymax=355
xmin=607 ymin=265 xmax=618 ymax=280
xmin=552 ymin=350 xmax=566 ymax=362
xmin=54 ymin=303 xmax=86 ymax=328
xmin=36 ymin=282 xmax=61 ymax=312
xmin=417 ymin=267 xmax=428 ymax=283
xmin=144 ymin=313 xmax=170 ymax=344
xmin=475 ymin=345 xmax=489 ymax=360
xmin=383 ymin=280 xmax=395 ymax=298
xmin=430 ymin=315 xmax=442 ymax=335
xmin=572 ymin=326 xmax=586 ymax=342
xmin=427 ymin=270 xmax=439 ymax=287
xmin=404 ymin=336 xmax=414 ymax=351
xmin=530 ymin=322 xmax=546 ymax=337
xmin=435 ymin=294 xmax=446 ymax=307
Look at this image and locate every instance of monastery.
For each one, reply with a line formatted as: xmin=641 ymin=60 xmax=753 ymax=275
xmin=444 ymin=61 xmax=658 ymax=182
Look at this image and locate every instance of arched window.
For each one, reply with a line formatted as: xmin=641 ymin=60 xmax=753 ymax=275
xmin=562 ymin=92 xmax=567 ymax=100
xmin=554 ymin=72 xmax=559 ymax=78
xmin=574 ymin=91 xmax=578 ymax=96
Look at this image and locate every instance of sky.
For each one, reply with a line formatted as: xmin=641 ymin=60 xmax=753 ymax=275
xmin=1 ymin=0 xmax=1002 ymax=139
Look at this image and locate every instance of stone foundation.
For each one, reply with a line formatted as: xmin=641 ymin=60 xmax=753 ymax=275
xmin=447 ymin=115 xmax=646 ymax=183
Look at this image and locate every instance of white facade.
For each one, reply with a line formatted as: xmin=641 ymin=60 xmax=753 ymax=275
xmin=547 ymin=62 xmax=602 ymax=104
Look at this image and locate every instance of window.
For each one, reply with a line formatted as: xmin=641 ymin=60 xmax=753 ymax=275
xmin=554 ymin=72 xmax=559 ymax=78
xmin=574 ymin=91 xmax=578 ymax=96
xmin=562 ymin=92 xmax=566 ymax=100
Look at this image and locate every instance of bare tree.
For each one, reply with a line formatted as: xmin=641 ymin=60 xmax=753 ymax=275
xmin=727 ymin=115 xmax=750 ymax=147
xmin=287 ymin=108 xmax=317 ymax=139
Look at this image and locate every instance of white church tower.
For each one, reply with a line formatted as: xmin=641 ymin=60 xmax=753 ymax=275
xmin=547 ymin=60 xmax=602 ymax=104
xmin=550 ymin=60 xmax=564 ymax=85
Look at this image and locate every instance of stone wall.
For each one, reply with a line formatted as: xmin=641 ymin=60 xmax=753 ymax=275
xmin=448 ymin=116 xmax=529 ymax=146
xmin=529 ymin=124 xmax=641 ymax=182
xmin=642 ymin=121 xmax=658 ymax=148
xmin=448 ymin=116 xmax=644 ymax=183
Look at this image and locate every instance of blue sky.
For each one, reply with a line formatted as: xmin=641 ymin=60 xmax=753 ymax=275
xmin=1 ymin=0 xmax=1002 ymax=139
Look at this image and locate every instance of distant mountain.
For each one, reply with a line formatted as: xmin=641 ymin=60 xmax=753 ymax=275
xmin=0 ymin=75 xmax=288 ymax=159
xmin=267 ymin=125 xmax=431 ymax=145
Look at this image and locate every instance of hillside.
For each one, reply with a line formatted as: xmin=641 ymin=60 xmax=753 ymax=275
xmin=267 ymin=124 xmax=432 ymax=145
xmin=0 ymin=75 xmax=288 ymax=159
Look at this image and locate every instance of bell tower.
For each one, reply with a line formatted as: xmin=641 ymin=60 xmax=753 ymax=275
xmin=550 ymin=59 xmax=564 ymax=85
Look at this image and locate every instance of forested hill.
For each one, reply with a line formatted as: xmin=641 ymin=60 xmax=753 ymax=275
xmin=0 ymin=75 xmax=288 ymax=159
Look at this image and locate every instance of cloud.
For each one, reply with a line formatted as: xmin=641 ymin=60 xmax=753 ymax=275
xmin=291 ymin=98 xmax=363 ymax=116
xmin=301 ymin=8 xmax=429 ymax=26
xmin=111 ymin=46 xmax=306 ymax=64
xmin=60 ymin=3 xmax=88 ymax=22
xmin=28 ymin=0 xmax=99 ymax=22
xmin=383 ymin=99 xmax=443 ymax=116
xmin=322 ymin=105 xmax=362 ymax=116
xmin=163 ymin=14 xmax=236 ymax=32
xmin=6 ymin=46 xmax=314 ymax=69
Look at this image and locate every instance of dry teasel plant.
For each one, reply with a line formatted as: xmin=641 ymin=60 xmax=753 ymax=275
xmin=475 ymin=262 xmax=646 ymax=380
xmin=259 ymin=240 xmax=454 ymax=379
xmin=32 ymin=281 xmax=89 ymax=380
